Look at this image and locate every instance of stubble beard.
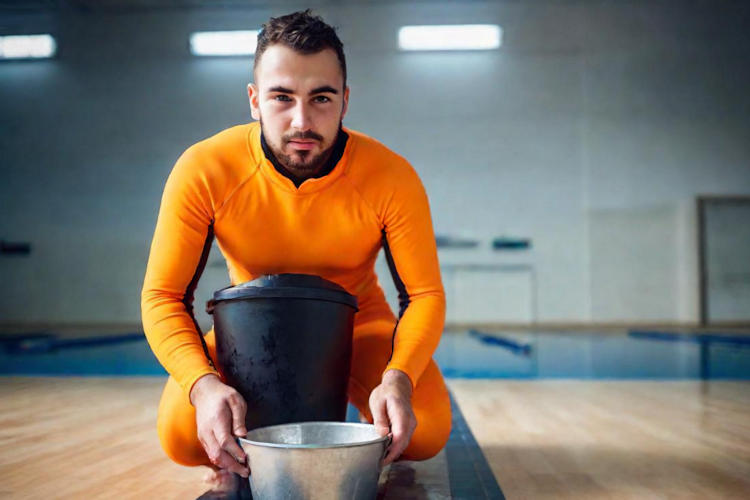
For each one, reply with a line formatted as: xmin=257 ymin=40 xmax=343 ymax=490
xmin=260 ymin=119 xmax=340 ymax=175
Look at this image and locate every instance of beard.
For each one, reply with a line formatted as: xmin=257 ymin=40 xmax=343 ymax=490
xmin=260 ymin=119 xmax=340 ymax=174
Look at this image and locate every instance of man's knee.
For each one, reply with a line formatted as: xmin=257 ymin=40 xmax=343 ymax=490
xmin=157 ymin=412 xmax=209 ymax=466
xmin=402 ymin=391 xmax=452 ymax=461
xmin=157 ymin=377 xmax=209 ymax=467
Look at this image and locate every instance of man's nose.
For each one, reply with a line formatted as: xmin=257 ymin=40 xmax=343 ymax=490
xmin=290 ymin=102 xmax=313 ymax=130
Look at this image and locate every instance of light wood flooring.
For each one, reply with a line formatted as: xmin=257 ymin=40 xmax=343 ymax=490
xmin=450 ymin=379 xmax=750 ymax=499
xmin=1 ymin=377 xmax=748 ymax=499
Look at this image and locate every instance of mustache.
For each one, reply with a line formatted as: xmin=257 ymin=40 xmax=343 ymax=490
xmin=283 ymin=131 xmax=324 ymax=142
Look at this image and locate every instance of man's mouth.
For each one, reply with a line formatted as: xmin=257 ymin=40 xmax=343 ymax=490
xmin=287 ymin=140 xmax=317 ymax=151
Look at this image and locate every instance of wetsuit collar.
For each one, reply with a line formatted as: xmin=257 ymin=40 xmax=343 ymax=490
xmin=260 ymin=128 xmax=349 ymax=188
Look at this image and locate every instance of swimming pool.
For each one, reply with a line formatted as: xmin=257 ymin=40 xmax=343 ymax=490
xmin=1 ymin=329 xmax=749 ymax=379
xmin=435 ymin=329 xmax=750 ymax=379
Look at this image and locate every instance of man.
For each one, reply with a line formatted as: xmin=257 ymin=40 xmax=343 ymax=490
xmin=141 ymin=10 xmax=451 ymax=487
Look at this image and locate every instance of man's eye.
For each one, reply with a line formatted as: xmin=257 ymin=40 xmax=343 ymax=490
xmin=313 ymin=96 xmax=331 ymax=103
xmin=274 ymin=95 xmax=292 ymax=102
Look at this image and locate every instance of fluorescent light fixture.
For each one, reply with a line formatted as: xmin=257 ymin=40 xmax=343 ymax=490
xmin=0 ymin=34 xmax=56 ymax=59
xmin=190 ymin=30 xmax=259 ymax=56
xmin=398 ymin=24 xmax=501 ymax=51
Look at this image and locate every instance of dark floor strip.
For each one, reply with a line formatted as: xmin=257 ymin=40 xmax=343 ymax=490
xmin=446 ymin=393 xmax=505 ymax=499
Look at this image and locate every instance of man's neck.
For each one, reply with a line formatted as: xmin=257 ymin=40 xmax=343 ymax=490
xmin=260 ymin=129 xmax=349 ymax=188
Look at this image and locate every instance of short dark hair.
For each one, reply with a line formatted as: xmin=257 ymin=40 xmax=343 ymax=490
xmin=254 ymin=10 xmax=347 ymax=87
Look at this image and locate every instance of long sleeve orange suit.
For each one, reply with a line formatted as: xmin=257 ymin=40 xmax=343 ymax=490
xmin=141 ymin=122 xmax=451 ymax=463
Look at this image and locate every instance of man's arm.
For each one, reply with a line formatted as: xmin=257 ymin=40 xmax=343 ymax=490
xmin=380 ymin=161 xmax=445 ymax=387
xmin=141 ymin=147 xmax=249 ymax=477
xmin=369 ymin=160 xmax=446 ymax=463
xmin=141 ymin=146 xmax=219 ymax=393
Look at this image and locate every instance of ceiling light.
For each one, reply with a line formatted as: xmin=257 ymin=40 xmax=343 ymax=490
xmin=398 ymin=25 xmax=501 ymax=51
xmin=0 ymin=34 xmax=56 ymax=60
xmin=190 ymin=31 xmax=259 ymax=57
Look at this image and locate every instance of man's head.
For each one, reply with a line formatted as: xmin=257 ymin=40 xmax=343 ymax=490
xmin=248 ymin=10 xmax=349 ymax=177
xmin=253 ymin=9 xmax=347 ymax=88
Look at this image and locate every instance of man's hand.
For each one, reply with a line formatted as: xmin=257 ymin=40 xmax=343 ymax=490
xmin=368 ymin=369 xmax=417 ymax=465
xmin=190 ymin=374 xmax=250 ymax=477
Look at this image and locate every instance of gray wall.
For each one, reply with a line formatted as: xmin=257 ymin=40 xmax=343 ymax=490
xmin=1 ymin=1 xmax=749 ymax=328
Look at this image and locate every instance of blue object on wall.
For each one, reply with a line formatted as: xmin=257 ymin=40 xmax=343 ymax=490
xmin=1 ymin=240 xmax=32 ymax=256
xmin=435 ymin=235 xmax=480 ymax=249
xmin=491 ymin=237 xmax=531 ymax=250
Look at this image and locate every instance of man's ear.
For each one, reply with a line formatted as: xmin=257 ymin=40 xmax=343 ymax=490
xmin=248 ymin=83 xmax=260 ymax=120
xmin=341 ymin=86 xmax=350 ymax=119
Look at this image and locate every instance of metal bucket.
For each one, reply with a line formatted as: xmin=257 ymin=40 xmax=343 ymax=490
xmin=239 ymin=422 xmax=389 ymax=500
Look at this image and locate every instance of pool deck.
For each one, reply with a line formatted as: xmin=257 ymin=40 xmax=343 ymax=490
xmin=1 ymin=377 xmax=748 ymax=499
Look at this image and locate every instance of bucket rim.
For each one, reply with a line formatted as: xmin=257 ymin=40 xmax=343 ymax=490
xmin=238 ymin=422 xmax=389 ymax=450
xmin=209 ymin=286 xmax=358 ymax=310
xmin=208 ymin=274 xmax=359 ymax=312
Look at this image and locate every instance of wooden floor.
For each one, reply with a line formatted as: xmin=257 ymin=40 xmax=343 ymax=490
xmin=1 ymin=377 xmax=749 ymax=499
xmin=450 ymin=379 xmax=750 ymax=499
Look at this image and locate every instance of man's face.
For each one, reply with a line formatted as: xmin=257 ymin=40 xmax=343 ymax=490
xmin=248 ymin=44 xmax=349 ymax=173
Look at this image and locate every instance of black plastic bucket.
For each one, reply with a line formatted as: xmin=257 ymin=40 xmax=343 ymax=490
xmin=207 ymin=274 xmax=358 ymax=430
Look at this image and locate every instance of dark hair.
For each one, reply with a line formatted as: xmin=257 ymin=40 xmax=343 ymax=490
xmin=254 ymin=10 xmax=347 ymax=87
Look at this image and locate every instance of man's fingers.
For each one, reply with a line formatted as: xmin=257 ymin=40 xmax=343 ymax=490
xmin=193 ymin=379 xmax=251 ymax=477
xmin=201 ymin=431 xmax=223 ymax=467
xmin=215 ymin=449 xmax=250 ymax=477
xmin=215 ymin=427 xmax=247 ymax=465
xmin=227 ymin=393 xmax=248 ymax=436
xmin=382 ymin=400 xmax=414 ymax=465
xmin=369 ymin=382 xmax=417 ymax=465
xmin=383 ymin=428 xmax=409 ymax=464
xmin=383 ymin=443 xmax=402 ymax=465
xmin=370 ymin=392 xmax=390 ymax=436
xmin=389 ymin=401 xmax=408 ymax=440
xmin=382 ymin=421 xmax=407 ymax=464
xmin=212 ymin=429 xmax=249 ymax=477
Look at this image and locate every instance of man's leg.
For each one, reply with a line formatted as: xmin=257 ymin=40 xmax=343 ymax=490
xmin=156 ymin=330 xmax=217 ymax=467
xmin=348 ymin=318 xmax=452 ymax=461
xmin=158 ymin=321 xmax=452 ymax=464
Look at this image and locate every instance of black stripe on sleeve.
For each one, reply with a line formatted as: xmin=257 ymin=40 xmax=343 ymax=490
xmin=182 ymin=221 xmax=216 ymax=370
xmin=382 ymin=229 xmax=411 ymax=363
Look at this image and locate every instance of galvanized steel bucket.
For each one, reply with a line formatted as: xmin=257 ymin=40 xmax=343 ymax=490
xmin=239 ymin=422 xmax=390 ymax=500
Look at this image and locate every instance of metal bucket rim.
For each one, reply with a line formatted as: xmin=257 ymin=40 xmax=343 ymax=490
xmin=238 ymin=422 xmax=389 ymax=450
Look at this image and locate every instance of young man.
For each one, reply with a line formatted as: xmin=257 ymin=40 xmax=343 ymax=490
xmin=141 ymin=10 xmax=451 ymax=485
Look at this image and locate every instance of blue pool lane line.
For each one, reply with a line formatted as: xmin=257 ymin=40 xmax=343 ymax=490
xmin=0 ymin=332 xmax=56 ymax=353
xmin=468 ymin=329 xmax=533 ymax=357
xmin=2 ymin=332 xmax=145 ymax=355
xmin=629 ymin=330 xmax=750 ymax=380
xmin=629 ymin=330 xmax=750 ymax=347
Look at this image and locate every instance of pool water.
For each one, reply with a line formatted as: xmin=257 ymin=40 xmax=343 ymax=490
xmin=434 ymin=330 xmax=750 ymax=379
xmin=1 ymin=330 xmax=748 ymax=379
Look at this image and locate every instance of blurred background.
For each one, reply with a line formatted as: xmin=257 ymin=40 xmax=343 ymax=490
xmin=1 ymin=0 xmax=749 ymax=378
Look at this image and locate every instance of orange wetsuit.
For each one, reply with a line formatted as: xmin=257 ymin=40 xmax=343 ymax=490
xmin=141 ymin=122 xmax=451 ymax=464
